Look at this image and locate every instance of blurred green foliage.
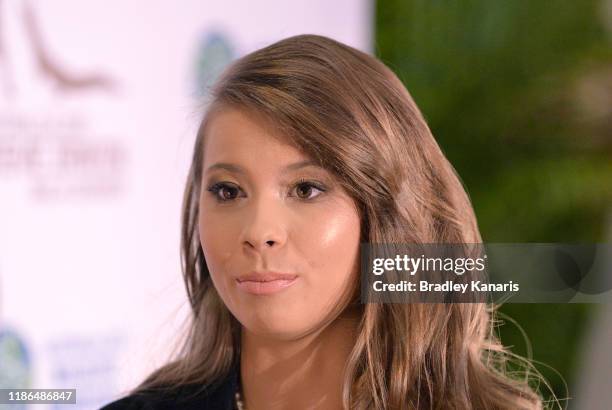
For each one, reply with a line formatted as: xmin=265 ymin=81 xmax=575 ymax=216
xmin=375 ymin=0 xmax=612 ymax=404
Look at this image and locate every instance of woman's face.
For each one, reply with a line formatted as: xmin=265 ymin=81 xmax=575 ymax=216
xmin=198 ymin=107 xmax=361 ymax=340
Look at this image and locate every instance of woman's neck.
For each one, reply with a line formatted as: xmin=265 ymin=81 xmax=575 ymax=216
xmin=239 ymin=305 xmax=361 ymax=410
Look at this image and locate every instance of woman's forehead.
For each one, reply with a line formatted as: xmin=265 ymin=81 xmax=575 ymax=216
xmin=203 ymin=108 xmax=314 ymax=156
xmin=202 ymin=107 xmax=316 ymax=167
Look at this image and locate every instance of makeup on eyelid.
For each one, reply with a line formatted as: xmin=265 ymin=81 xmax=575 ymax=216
xmin=204 ymin=176 xmax=333 ymax=203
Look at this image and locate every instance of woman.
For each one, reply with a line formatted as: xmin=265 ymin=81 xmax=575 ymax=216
xmin=102 ymin=34 xmax=545 ymax=409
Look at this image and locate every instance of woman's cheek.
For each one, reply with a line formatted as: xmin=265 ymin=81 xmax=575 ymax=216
xmin=198 ymin=211 xmax=236 ymax=285
xmin=309 ymin=201 xmax=360 ymax=261
xmin=298 ymin=201 xmax=360 ymax=296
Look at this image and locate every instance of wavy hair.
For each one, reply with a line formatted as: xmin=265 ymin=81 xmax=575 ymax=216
xmin=135 ymin=34 xmax=547 ymax=409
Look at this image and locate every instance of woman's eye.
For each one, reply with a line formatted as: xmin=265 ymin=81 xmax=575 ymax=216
xmin=292 ymin=180 xmax=326 ymax=200
xmin=207 ymin=182 xmax=242 ymax=202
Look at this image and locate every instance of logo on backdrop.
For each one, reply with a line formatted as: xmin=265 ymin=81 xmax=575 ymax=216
xmin=193 ymin=30 xmax=235 ymax=98
xmin=0 ymin=0 xmax=127 ymax=200
xmin=0 ymin=0 xmax=117 ymax=99
xmin=0 ymin=327 xmax=31 ymax=391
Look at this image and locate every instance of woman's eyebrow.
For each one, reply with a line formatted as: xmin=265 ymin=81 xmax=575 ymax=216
xmin=205 ymin=162 xmax=244 ymax=175
xmin=205 ymin=160 xmax=322 ymax=175
xmin=283 ymin=160 xmax=321 ymax=172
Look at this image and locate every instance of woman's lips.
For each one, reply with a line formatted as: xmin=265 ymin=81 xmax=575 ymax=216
xmin=235 ymin=272 xmax=298 ymax=295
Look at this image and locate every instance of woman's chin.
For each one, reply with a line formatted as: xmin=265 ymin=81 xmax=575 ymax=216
xmin=239 ymin=315 xmax=321 ymax=341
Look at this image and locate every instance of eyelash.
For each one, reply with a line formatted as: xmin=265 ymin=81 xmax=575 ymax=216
xmin=206 ymin=179 xmax=327 ymax=203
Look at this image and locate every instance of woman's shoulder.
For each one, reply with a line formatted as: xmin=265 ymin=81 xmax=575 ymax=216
xmin=100 ymin=376 xmax=238 ymax=410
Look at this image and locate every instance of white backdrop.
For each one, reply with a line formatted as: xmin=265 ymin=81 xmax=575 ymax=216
xmin=0 ymin=1 xmax=373 ymax=407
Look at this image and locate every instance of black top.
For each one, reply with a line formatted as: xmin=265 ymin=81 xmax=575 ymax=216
xmin=100 ymin=362 xmax=240 ymax=410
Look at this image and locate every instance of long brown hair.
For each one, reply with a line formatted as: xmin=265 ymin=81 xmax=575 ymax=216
xmin=136 ymin=34 xmax=547 ymax=409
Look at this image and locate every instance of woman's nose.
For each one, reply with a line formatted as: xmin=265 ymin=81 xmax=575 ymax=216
xmin=239 ymin=194 xmax=288 ymax=253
